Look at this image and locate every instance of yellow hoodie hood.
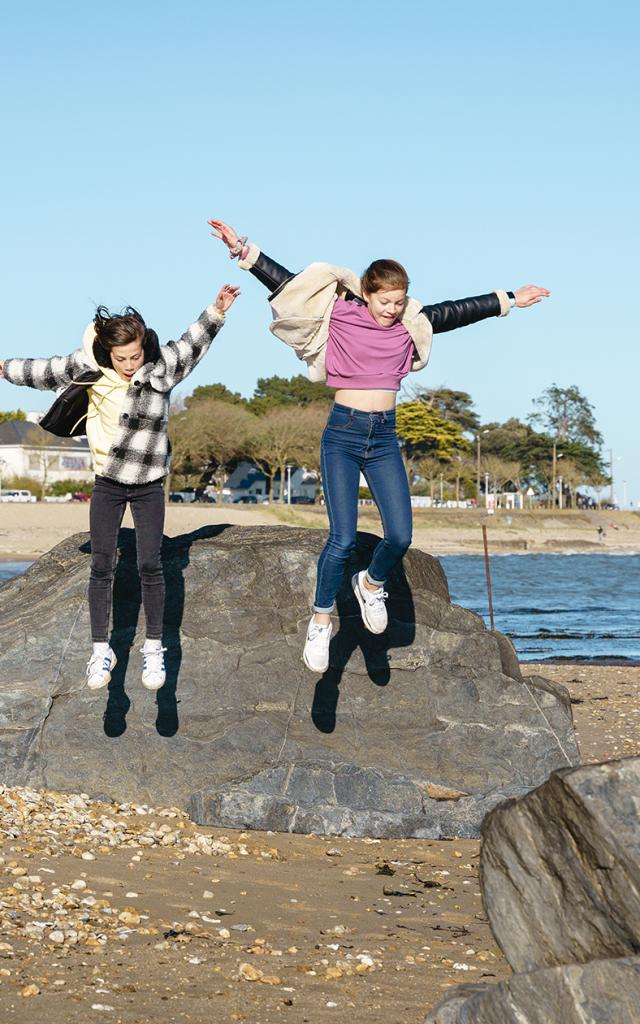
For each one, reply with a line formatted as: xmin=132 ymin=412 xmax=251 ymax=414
xmin=81 ymin=321 xmax=130 ymax=474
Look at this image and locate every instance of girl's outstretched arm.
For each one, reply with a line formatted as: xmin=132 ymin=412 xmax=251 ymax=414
xmin=421 ymin=284 xmax=550 ymax=333
xmin=208 ymin=218 xmax=295 ymax=295
xmin=149 ymin=284 xmax=240 ymax=392
xmin=0 ymin=350 xmax=90 ymax=390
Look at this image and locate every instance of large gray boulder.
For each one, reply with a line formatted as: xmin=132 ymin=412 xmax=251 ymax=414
xmin=424 ymin=957 xmax=640 ymax=1024
xmin=0 ymin=525 xmax=578 ymax=837
xmin=480 ymin=759 xmax=640 ymax=971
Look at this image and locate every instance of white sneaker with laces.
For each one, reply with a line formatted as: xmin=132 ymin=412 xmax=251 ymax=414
xmin=86 ymin=646 xmax=117 ymax=690
xmin=141 ymin=640 xmax=167 ymax=690
xmin=351 ymin=570 xmax=389 ymax=634
xmin=302 ymin=617 xmax=333 ymax=673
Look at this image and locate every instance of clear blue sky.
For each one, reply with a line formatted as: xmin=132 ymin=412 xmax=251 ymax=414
xmin=1 ymin=1 xmax=638 ymax=503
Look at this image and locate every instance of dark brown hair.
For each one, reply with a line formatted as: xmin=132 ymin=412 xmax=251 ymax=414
xmin=93 ymin=306 xmax=152 ymax=368
xmin=361 ymin=259 xmax=410 ymax=295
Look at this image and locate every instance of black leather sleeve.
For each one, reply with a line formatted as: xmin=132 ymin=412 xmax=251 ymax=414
xmin=421 ymin=292 xmax=503 ymax=334
xmin=249 ymin=251 xmax=297 ymax=298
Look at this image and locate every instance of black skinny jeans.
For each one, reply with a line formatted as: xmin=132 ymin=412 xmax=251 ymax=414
xmin=89 ymin=475 xmax=165 ymax=642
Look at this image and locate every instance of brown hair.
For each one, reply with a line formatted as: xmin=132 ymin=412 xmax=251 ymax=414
xmin=93 ymin=306 xmax=147 ymax=368
xmin=361 ymin=259 xmax=410 ymax=296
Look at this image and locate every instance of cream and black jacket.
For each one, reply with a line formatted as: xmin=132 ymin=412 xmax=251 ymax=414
xmin=238 ymin=244 xmax=511 ymax=382
xmin=3 ymin=305 xmax=225 ymax=485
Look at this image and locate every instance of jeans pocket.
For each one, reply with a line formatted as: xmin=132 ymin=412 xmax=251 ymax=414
xmin=328 ymin=411 xmax=354 ymax=431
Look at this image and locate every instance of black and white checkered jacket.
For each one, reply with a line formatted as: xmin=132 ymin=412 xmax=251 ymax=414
xmin=3 ymin=304 xmax=225 ymax=485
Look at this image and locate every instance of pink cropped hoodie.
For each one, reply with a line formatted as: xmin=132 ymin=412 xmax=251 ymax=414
xmin=325 ymin=298 xmax=414 ymax=391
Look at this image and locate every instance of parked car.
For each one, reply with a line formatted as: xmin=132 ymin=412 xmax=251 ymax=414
xmin=169 ymin=491 xmax=197 ymax=503
xmin=290 ymin=495 xmax=315 ymax=505
xmin=72 ymin=492 xmax=91 ymax=502
xmin=0 ymin=489 xmax=37 ymax=503
xmin=233 ymin=494 xmax=259 ymax=504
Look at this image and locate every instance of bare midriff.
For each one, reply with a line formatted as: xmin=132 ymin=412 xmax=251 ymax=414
xmin=333 ymin=388 xmax=397 ymax=412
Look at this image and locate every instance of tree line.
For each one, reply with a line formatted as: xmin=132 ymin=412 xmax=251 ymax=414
xmin=0 ymin=378 xmax=610 ymax=505
xmin=169 ymin=376 xmax=610 ymax=506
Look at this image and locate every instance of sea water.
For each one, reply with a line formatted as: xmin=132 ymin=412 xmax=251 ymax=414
xmin=441 ymin=553 xmax=640 ymax=662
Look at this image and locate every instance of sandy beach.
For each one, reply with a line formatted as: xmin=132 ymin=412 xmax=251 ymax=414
xmin=1 ymin=503 xmax=639 ymax=561
xmin=1 ymin=514 xmax=638 ymax=1021
xmin=0 ymin=665 xmax=637 ymax=1023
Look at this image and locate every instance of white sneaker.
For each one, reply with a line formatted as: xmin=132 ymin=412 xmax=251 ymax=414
xmin=351 ymin=570 xmax=389 ymax=634
xmin=302 ymin=617 xmax=333 ymax=673
xmin=141 ymin=640 xmax=167 ymax=690
xmin=86 ymin=646 xmax=117 ymax=690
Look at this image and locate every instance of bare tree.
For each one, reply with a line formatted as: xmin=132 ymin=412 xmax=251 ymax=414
xmin=24 ymin=425 xmax=61 ymax=498
xmin=450 ymin=455 xmax=476 ymax=503
xmin=249 ymin=404 xmax=326 ymax=504
xmin=557 ymin=458 xmax=589 ymax=508
xmin=169 ymin=399 xmax=256 ymax=498
xmin=481 ymin=455 xmax=523 ymax=498
xmin=414 ymin=455 xmax=441 ymax=500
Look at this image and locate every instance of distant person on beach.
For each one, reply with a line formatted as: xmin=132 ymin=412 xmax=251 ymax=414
xmin=0 ymin=284 xmax=240 ymax=690
xmin=210 ymin=217 xmax=549 ymax=673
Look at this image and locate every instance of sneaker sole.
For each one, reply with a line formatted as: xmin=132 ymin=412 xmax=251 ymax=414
xmin=86 ymin=652 xmax=118 ymax=690
xmin=142 ymin=675 xmax=166 ymax=691
xmin=302 ymin=648 xmax=329 ymax=674
xmin=351 ymin=574 xmax=387 ymax=634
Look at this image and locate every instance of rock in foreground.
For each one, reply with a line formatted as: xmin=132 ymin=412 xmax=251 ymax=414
xmin=0 ymin=525 xmax=578 ymax=837
xmin=424 ymin=956 xmax=640 ymax=1024
xmin=480 ymin=757 xmax=640 ymax=972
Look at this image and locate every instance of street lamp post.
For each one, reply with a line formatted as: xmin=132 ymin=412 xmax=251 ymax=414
xmin=484 ymin=471 xmax=490 ymax=509
xmin=551 ymin=442 xmax=564 ymax=509
xmin=475 ymin=430 xmax=489 ymax=504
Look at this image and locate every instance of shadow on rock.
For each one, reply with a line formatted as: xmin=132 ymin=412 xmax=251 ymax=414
xmin=312 ymin=532 xmax=416 ymax=733
xmin=84 ymin=524 xmax=233 ymax=738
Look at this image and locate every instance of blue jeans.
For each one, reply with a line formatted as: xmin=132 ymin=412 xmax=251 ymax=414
xmin=314 ymin=403 xmax=412 ymax=612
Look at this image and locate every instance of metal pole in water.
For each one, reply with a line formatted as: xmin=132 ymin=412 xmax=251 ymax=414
xmin=482 ymin=524 xmax=495 ymax=631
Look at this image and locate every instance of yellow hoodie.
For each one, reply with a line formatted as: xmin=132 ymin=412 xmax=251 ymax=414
xmin=81 ymin=323 xmax=130 ymax=477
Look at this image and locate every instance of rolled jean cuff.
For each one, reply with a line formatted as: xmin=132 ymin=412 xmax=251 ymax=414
xmin=312 ymin=603 xmax=335 ymax=614
xmin=366 ymin=572 xmax=385 ymax=588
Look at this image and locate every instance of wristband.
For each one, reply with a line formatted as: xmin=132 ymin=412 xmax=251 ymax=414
xmin=507 ymin=290 xmax=516 ymax=309
xmin=228 ymin=235 xmax=248 ymax=259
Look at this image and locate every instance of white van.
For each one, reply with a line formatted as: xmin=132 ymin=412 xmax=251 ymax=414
xmin=0 ymin=489 xmax=37 ymax=503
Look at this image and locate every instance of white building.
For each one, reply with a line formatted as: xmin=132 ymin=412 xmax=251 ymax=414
xmin=221 ymin=460 xmax=318 ymax=502
xmin=0 ymin=419 xmax=92 ymax=487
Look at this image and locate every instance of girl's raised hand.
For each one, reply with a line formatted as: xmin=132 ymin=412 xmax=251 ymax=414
xmin=215 ymin=284 xmax=241 ymax=312
xmin=208 ymin=219 xmax=240 ymax=251
xmin=514 ymin=284 xmax=551 ymax=307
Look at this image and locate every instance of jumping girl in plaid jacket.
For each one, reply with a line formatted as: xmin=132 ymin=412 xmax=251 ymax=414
xmin=0 ymin=284 xmax=239 ymax=690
